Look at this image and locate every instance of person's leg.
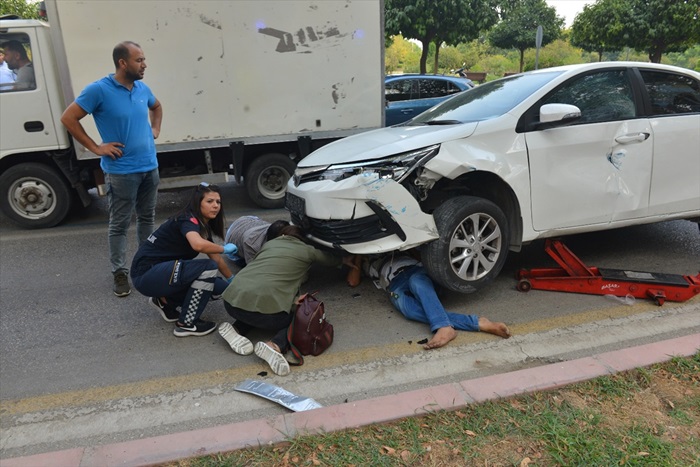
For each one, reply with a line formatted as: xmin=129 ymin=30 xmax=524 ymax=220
xmin=106 ymin=173 xmax=139 ymax=275
xmin=174 ymin=259 xmax=219 ymax=336
xmin=223 ymin=303 xmax=292 ymax=376
xmin=223 ymin=302 xmax=292 ymax=351
xmin=389 ymin=267 xmax=458 ymax=349
xmin=391 ymin=267 xmax=452 ymax=332
xmin=134 ymin=168 xmax=159 ymax=245
xmin=132 ymin=261 xmax=190 ymax=322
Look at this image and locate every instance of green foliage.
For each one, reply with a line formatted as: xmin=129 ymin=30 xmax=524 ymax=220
xmin=489 ymin=0 xmax=565 ymax=71
xmin=622 ymin=0 xmax=700 ymax=63
xmin=385 ymin=0 xmax=499 ymax=73
xmin=570 ymin=0 xmax=626 ymax=61
xmin=0 ymin=0 xmax=41 ymax=19
xmin=571 ymin=0 xmax=700 ymax=63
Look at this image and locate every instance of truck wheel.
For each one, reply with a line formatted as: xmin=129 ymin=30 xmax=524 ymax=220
xmin=421 ymin=196 xmax=509 ymax=294
xmin=245 ymin=153 xmax=296 ymax=209
xmin=0 ymin=163 xmax=73 ymax=229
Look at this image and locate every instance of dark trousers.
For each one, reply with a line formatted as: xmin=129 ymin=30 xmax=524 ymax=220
xmin=133 ymin=258 xmax=228 ymax=325
xmin=224 ymin=302 xmax=292 ymax=353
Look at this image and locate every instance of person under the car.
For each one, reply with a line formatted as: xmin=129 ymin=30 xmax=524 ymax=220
xmin=364 ymin=251 xmax=512 ymax=349
xmin=224 ymin=216 xmax=289 ymax=267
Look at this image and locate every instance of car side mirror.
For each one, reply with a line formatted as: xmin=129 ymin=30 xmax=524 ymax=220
xmin=536 ymin=103 xmax=581 ymax=129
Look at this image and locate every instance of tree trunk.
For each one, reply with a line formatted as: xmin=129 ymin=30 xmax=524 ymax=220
xmin=519 ymin=49 xmax=525 ymax=72
xmin=649 ymin=47 xmax=663 ymax=63
xmin=433 ymin=39 xmax=440 ymax=74
xmin=598 ymin=50 xmax=603 ymax=62
xmin=419 ymin=39 xmax=430 ymax=74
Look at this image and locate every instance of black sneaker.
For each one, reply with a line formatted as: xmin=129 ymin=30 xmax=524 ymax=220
xmin=113 ymin=272 xmax=131 ymax=297
xmin=173 ymin=319 xmax=217 ymax=337
xmin=149 ymin=297 xmax=179 ymax=323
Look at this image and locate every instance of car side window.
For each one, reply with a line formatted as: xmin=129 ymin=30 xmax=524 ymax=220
xmin=543 ymin=70 xmax=635 ymax=124
xmin=445 ymin=82 xmax=462 ymax=95
xmin=639 ymin=70 xmax=700 ymax=115
xmin=419 ymin=79 xmax=447 ymax=99
xmin=0 ymin=33 xmax=37 ymax=92
xmin=385 ymin=79 xmax=413 ymax=102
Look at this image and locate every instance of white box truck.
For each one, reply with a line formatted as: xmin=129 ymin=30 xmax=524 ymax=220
xmin=0 ymin=0 xmax=384 ymax=228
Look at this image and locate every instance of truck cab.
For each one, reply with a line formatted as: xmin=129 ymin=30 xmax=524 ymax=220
xmin=1 ymin=18 xmax=85 ymax=228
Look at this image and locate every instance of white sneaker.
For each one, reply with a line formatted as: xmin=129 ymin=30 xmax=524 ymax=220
xmin=254 ymin=342 xmax=290 ymax=376
xmin=218 ymin=322 xmax=254 ymax=355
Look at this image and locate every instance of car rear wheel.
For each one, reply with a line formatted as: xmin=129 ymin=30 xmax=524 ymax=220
xmin=421 ymin=196 xmax=509 ymax=294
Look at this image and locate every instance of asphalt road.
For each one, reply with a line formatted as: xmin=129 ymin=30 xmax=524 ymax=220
xmin=1 ymin=182 xmax=699 ymax=458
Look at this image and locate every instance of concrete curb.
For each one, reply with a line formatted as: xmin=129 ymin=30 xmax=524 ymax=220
xmin=3 ymin=333 xmax=699 ymax=467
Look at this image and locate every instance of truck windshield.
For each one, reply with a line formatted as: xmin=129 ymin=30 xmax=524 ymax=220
xmin=409 ymin=71 xmax=563 ymax=125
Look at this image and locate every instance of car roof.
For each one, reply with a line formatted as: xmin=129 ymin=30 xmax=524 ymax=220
xmin=385 ymin=74 xmax=473 ymax=85
xmin=519 ymin=61 xmax=700 ymax=78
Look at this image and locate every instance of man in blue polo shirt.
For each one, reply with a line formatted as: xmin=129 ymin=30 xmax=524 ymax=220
xmin=61 ymin=41 xmax=163 ymax=297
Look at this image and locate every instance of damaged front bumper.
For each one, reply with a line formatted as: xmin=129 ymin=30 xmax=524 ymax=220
xmin=286 ymin=172 xmax=438 ymax=254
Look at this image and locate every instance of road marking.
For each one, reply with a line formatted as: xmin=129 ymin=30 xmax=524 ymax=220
xmin=0 ymin=298 xmax=679 ymax=417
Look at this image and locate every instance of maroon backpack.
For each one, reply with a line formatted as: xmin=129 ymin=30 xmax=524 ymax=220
xmin=287 ymin=293 xmax=334 ymax=365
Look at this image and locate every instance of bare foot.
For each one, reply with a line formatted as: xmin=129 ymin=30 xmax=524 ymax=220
xmin=478 ymin=317 xmax=511 ymax=338
xmin=424 ymin=326 xmax=457 ymax=350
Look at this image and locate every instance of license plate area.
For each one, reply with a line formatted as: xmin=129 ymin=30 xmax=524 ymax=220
xmin=285 ymin=192 xmax=306 ymax=217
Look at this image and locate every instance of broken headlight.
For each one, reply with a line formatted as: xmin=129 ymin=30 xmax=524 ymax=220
xmin=318 ymin=144 xmax=440 ymax=183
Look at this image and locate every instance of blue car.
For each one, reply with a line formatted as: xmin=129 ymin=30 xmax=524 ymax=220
xmin=385 ymin=74 xmax=474 ymax=126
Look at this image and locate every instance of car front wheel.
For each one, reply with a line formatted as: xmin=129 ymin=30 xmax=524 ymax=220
xmin=421 ymin=196 xmax=509 ymax=294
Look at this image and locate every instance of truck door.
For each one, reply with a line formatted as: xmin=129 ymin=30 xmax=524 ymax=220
xmin=0 ymin=29 xmax=60 ymax=155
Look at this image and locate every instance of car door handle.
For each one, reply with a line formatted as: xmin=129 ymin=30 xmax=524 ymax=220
xmin=615 ymin=132 xmax=650 ymax=144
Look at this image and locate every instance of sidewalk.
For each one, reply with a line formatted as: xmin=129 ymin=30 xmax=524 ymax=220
xmin=4 ymin=333 xmax=698 ymax=467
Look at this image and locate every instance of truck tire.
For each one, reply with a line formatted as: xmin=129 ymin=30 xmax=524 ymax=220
xmin=245 ymin=153 xmax=296 ymax=209
xmin=421 ymin=196 xmax=509 ymax=294
xmin=0 ymin=163 xmax=73 ymax=229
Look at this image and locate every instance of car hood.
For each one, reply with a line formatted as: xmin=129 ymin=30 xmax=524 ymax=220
xmin=298 ymin=122 xmax=479 ymax=167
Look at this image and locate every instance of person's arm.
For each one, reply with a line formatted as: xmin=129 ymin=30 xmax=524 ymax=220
xmin=149 ymin=99 xmax=162 ymax=139
xmin=60 ymin=102 xmax=124 ymax=159
xmin=185 ymin=230 xmax=229 ymax=254
xmin=208 ymin=252 xmax=233 ymax=280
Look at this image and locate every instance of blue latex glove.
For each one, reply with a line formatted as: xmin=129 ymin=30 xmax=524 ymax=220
xmin=223 ymin=243 xmax=238 ymax=255
xmin=226 ymin=274 xmax=235 ymax=283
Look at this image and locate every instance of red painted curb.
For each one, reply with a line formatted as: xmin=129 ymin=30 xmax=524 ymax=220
xmin=3 ymin=333 xmax=698 ymax=467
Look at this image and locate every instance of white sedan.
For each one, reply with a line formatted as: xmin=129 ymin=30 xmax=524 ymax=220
xmin=286 ymin=62 xmax=700 ymax=293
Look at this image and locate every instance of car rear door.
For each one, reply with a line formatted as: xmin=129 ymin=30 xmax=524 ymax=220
xmin=637 ymin=69 xmax=700 ymax=216
xmin=525 ymin=68 xmax=654 ymax=230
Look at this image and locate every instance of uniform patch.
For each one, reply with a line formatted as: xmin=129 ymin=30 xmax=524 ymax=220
xmin=189 ymin=217 xmax=199 ymax=225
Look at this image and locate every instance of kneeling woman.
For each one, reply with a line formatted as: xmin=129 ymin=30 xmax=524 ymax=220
xmin=131 ymin=183 xmax=236 ymax=337
xmin=220 ymin=225 xmax=355 ymax=376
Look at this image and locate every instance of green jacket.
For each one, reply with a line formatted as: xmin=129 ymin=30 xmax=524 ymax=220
xmin=222 ymin=235 xmax=342 ymax=314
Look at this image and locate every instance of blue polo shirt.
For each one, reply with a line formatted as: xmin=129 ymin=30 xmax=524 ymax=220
xmin=75 ymin=74 xmax=158 ymax=174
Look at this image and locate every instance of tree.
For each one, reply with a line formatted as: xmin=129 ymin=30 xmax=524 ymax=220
xmin=0 ymin=0 xmax=41 ymax=19
xmin=385 ymin=0 xmax=499 ymax=74
xmin=570 ymin=0 xmax=626 ymax=61
xmin=488 ymin=0 xmax=564 ymax=72
xmin=622 ymin=0 xmax=700 ymax=63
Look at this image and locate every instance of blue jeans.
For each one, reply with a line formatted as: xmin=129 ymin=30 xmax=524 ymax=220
xmin=388 ymin=265 xmax=479 ymax=333
xmin=132 ymin=259 xmax=229 ymax=325
xmin=106 ymin=169 xmax=159 ymax=274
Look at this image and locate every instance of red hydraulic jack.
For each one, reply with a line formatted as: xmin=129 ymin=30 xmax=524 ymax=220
xmin=516 ymin=239 xmax=700 ymax=306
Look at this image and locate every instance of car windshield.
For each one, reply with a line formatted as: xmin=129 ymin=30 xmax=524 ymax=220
xmin=409 ymin=71 xmax=564 ymax=125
